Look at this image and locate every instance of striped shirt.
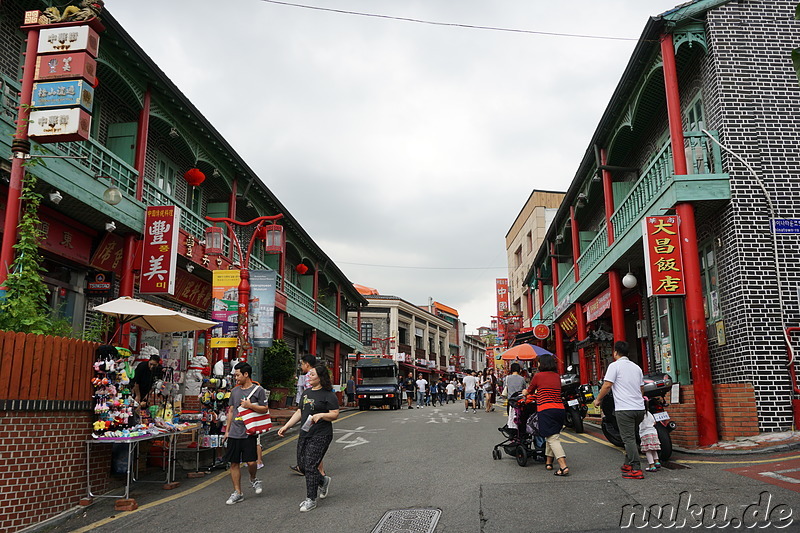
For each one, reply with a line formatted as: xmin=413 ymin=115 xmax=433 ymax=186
xmin=526 ymin=371 xmax=564 ymax=411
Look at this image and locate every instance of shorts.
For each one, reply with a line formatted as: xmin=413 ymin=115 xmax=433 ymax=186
xmin=465 ymin=392 xmax=476 ymax=400
xmin=347 ymin=392 xmax=355 ymax=403
xmin=222 ymin=435 xmax=258 ymax=464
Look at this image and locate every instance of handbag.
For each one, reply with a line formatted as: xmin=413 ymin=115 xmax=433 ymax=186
xmin=238 ymin=385 xmax=272 ymax=435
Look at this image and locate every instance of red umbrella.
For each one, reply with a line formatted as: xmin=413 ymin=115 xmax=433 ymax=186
xmin=499 ymin=343 xmax=553 ymax=361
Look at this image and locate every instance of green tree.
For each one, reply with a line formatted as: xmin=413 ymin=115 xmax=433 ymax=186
xmin=262 ymin=339 xmax=295 ymax=388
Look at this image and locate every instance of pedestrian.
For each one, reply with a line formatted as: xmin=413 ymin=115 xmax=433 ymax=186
xmin=475 ymin=371 xmax=484 ymax=410
xmin=525 ymin=354 xmax=569 ymax=476
xmin=439 ymin=381 xmax=448 ymax=404
xmin=430 ymin=380 xmax=439 ymax=406
xmin=132 ymin=354 xmax=161 ymax=406
xmin=639 ymin=408 xmax=661 ymax=471
xmin=290 ymin=354 xmax=317 ymax=476
xmin=415 ymin=374 xmax=428 ymax=408
xmin=462 ymin=371 xmax=477 ymax=413
xmin=456 ymin=380 xmax=464 ymax=401
xmin=503 ymin=363 xmax=526 ymax=415
xmin=484 ymin=368 xmax=497 ymax=412
xmin=222 ymin=362 xmax=268 ymax=504
xmin=404 ymin=372 xmax=416 ymax=409
xmin=593 ymin=341 xmax=646 ymax=479
xmin=346 ymin=373 xmax=356 ymax=407
xmin=446 ymin=380 xmax=456 ymax=403
xmin=278 ymin=364 xmax=340 ymax=512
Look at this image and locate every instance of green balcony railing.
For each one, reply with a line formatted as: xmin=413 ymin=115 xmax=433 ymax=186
xmin=283 ymin=279 xmax=316 ymax=313
xmin=576 ymin=225 xmax=608 ymax=281
xmin=541 ymin=294 xmax=554 ymax=322
xmin=556 ymin=265 xmax=577 ymax=303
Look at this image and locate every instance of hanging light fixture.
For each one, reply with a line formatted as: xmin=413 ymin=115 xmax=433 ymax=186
xmin=622 ymin=264 xmax=638 ymax=289
xmin=295 ymin=263 xmax=309 ymax=275
xmin=183 ymin=168 xmax=206 ymax=187
xmin=48 ymin=190 xmax=63 ymax=204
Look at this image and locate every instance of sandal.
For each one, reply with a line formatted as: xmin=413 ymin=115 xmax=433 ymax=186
xmin=645 ymin=466 xmax=658 ymax=472
xmin=545 ymin=464 xmax=554 ymax=470
xmin=554 ymin=467 xmax=570 ymax=477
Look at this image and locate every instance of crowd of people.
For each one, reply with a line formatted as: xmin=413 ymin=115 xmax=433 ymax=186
xmin=399 ymin=367 xmax=500 ymax=413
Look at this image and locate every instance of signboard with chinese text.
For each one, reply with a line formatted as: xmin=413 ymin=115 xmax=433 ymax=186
xmin=557 ymin=308 xmax=578 ymax=337
xmin=32 ymin=80 xmax=94 ymax=111
xmin=38 ymin=214 xmax=93 ymax=264
xmin=642 ymin=216 xmax=686 ymax=297
xmin=533 ymin=323 xmax=550 ymax=340
xmin=173 ymin=269 xmax=212 ymax=310
xmin=28 ymin=108 xmax=91 ymax=143
xmin=90 ymin=233 xmax=125 ymax=275
xmin=586 ymin=288 xmax=612 ymax=322
xmin=211 ymin=270 xmax=239 ymax=348
xmin=495 ymin=278 xmax=509 ymax=340
xmin=140 ymin=205 xmax=180 ymax=295
xmin=34 ymin=52 xmax=97 ymax=84
xmin=249 ymin=270 xmax=277 ymax=348
xmin=37 ymin=26 xmax=100 ymax=56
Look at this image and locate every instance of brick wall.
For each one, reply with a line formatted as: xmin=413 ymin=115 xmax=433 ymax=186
xmin=669 ymin=383 xmax=760 ymax=448
xmin=0 ymin=410 xmax=115 ymax=533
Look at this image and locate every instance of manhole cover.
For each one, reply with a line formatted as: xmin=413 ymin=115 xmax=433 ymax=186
xmin=371 ymin=508 xmax=442 ymax=533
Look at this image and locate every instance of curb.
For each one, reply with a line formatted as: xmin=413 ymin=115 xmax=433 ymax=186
xmin=584 ymin=420 xmax=800 ymax=456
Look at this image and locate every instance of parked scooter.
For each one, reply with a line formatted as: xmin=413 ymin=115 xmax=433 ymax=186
xmin=600 ymin=372 xmax=677 ymax=460
xmin=561 ymin=367 xmax=593 ymax=434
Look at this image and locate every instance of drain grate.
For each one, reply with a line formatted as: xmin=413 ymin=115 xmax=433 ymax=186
xmin=371 ymin=508 xmax=442 ymax=533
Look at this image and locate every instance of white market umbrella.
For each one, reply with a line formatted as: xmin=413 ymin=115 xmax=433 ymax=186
xmin=93 ymin=296 xmax=217 ymax=333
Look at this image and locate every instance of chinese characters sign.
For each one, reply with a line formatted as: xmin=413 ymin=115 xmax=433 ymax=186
xmin=211 ymin=270 xmax=239 ymax=348
xmin=642 ymin=216 xmax=686 ymax=297
xmin=140 ymin=206 xmax=180 ymax=295
xmin=495 ymin=278 xmax=509 ymax=340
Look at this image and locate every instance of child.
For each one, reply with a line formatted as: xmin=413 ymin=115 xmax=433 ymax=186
xmin=639 ymin=409 xmax=661 ymax=471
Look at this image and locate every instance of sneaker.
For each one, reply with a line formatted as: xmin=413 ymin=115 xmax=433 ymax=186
xmin=251 ymin=478 xmax=263 ymax=495
xmin=408 ymin=405 xmax=413 ymax=410
xmin=473 ymin=409 xmax=477 ymax=414
xmin=226 ymin=491 xmax=244 ymax=505
xmin=464 ymin=409 xmax=469 ymax=413
xmin=645 ymin=466 xmax=658 ymax=472
xmin=620 ymin=464 xmax=633 ymax=472
xmin=299 ymin=498 xmax=317 ymax=512
xmin=622 ymin=469 xmax=644 ymax=479
xmin=289 ymin=465 xmax=304 ymax=476
xmin=257 ymin=462 xmax=264 ymax=470
xmin=654 ymin=461 xmax=662 ymax=469
xmin=318 ymin=475 xmax=331 ymax=499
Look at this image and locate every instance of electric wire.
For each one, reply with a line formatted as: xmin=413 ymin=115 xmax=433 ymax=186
xmin=256 ymin=0 xmax=642 ymax=42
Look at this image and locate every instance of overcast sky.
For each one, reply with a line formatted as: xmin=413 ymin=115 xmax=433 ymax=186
xmin=108 ymin=0 xmax=681 ymax=333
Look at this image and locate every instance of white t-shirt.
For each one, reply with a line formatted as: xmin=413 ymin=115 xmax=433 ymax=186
xmin=462 ymin=375 xmax=477 ymax=393
xmin=603 ymin=356 xmax=644 ymax=411
xmin=415 ymin=378 xmax=428 ymax=393
xmin=446 ymin=383 xmax=455 ymax=395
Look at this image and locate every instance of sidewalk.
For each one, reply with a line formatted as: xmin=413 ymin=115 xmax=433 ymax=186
xmin=584 ymin=416 xmax=800 ymax=455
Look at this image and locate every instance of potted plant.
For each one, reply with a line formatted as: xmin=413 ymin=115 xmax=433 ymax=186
xmin=262 ymin=339 xmax=295 ymax=408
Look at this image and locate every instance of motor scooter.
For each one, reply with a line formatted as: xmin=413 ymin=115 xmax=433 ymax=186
xmin=599 ymin=372 xmax=677 ymax=461
xmin=561 ymin=367 xmax=593 ymax=434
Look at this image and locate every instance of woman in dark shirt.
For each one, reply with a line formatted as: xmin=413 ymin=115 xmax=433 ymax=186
xmin=526 ymin=354 xmax=569 ymax=476
xmin=278 ymin=364 xmax=340 ymax=512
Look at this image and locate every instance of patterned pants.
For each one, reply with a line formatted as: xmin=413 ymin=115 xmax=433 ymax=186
xmin=298 ymin=433 xmax=333 ymax=499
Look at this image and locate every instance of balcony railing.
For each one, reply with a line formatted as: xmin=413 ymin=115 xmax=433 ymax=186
xmin=556 ymin=265 xmax=577 ymax=302
xmin=541 ymin=294 xmax=554 ymax=321
xmin=576 ymin=225 xmax=608 ymax=281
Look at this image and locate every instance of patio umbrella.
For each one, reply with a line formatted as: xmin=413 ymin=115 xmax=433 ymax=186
xmin=499 ymin=343 xmax=553 ymax=361
xmin=93 ymin=297 xmax=217 ymax=333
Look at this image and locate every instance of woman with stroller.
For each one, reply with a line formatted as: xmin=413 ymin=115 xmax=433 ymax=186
xmin=526 ymin=354 xmax=570 ymax=476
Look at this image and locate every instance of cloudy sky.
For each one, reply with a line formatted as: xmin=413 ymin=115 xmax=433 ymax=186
xmin=108 ymin=0 xmax=681 ymax=333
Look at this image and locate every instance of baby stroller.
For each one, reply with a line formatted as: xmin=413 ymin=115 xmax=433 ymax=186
xmin=491 ymin=391 xmax=545 ymax=466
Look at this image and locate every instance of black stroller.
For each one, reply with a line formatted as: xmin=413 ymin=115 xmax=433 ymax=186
xmin=491 ymin=391 xmax=546 ymax=466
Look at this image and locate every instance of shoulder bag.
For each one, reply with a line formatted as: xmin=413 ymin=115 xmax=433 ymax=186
xmin=238 ymin=386 xmax=272 ymax=435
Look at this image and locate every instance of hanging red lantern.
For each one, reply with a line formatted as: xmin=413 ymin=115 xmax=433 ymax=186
xmin=184 ymin=168 xmax=206 ymax=187
xmin=295 ymin=264 xmax=309 ymax=275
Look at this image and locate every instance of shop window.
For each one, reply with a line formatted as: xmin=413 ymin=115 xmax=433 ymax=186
xmin=361 ymin=322 xmax=373 ymax=346
xmin=699 ymin=241 xmax=720 ymax=322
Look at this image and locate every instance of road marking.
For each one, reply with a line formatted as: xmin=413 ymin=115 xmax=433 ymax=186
xmin=759 ymin=468 xmax=800 ymax=484
xmin=73 ymin=411 xmax=365 ymax=532
xmin=579 ymin=431 xmax=620 ymax=449
xmin=677 ymin=454 xmax=800 ymax=465
xmin=334 ymin=425 xmax=384 ymax=448
xmin=560 ymin=432 xmax=588 ymax=444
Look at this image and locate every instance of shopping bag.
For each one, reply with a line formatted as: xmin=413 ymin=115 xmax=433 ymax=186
xmin=238 ymin=386 xmax=272 ymax=435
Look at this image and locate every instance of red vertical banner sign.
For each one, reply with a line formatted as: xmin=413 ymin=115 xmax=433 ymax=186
xmin=642 ymin=216 xmax=686 ymax=297
xmin=140 ymin=205 xmax=181 ymax=294
xmin=495 ymin=278 xmax=509 ymax=342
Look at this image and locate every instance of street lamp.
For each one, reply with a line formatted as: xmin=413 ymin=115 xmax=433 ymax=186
xmin=205 ymin=214 xmax=284 ymax=362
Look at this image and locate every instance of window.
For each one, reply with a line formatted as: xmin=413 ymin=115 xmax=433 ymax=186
xmin=187 ymin=186 xmax=202 ymax=215
xmin=361 ymin=323 xmax=373 ymax=346
xmin=526 ymin=231 xmax=533 ymax=253
xmin=699 ymin=241 xmax=720 ymax=322
xmin=514 ymin=246 xmax=523 ymax=267
xmin=398 ymin=327 xmax=408 ymax=344
xmin=686 ymin=97 xmax=705 ymax=132
xmin=153 ymin=155 xmax=177 ymax=204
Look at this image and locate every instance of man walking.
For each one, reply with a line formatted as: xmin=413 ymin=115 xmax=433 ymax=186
xmin=415 ymin=374 xmax=428 ymax=408
xmin=404 ymin=372 xmax=416 ymax=410
xmin=462 ymin=371 xmax=478 ymax=413
xmin=594 ymin=341 xmax=645 ymax=479
xmin=223 ymin=362 xmax=268 ymax=504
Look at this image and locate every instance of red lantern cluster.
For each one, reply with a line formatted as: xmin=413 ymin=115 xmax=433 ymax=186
xmin=184 ymin=168 xmax=206 ymax=187
xmin=295 ymin=264 xmax=309 ymax=275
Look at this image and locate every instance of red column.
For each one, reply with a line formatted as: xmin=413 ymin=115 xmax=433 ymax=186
xmin=119 ymin=234 xmax=137 ymax=348
xmin=600 ymin=148 xmax=616 ymax=245
xmin=134 ymin=88 xmax=151 ymax=201
xmin=274 ymin=310 xmax=284 ymax=340
xmin=608 ymin=269 xmax=625 ymax=343
xmin=333 ymin=342 xmax=341 ymax=384
xmin=550 ymin=243 xmax=559 ymax=306
xmin=662 ymin=32 xmax=718 ymax=446
xmin=309 ymin=328 xmax=317 ymax=356
xmin=554 ymin=324 xmax=565 ymax=374
xmin=525 ymin=288 xmax=534 ymax=326
xmin=570 ymin=206 xmax=581 ymax=281
xmin=637 ymin=296 xmax=649 ymax=373
xmin=576 ymin=302 xmax=588 ymax=382
xmin=0 ymin=27 xmax=39 ymax=291
xmin=238 ymin=269 xmax=251 ymax=362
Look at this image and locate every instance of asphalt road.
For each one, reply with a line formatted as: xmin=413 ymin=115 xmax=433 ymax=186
xmin=51 ymin=401 xmax=800 ymax=532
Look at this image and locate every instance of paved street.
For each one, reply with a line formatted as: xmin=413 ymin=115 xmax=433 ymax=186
xmin=54 ymin=402 xmax=799 ymax=532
